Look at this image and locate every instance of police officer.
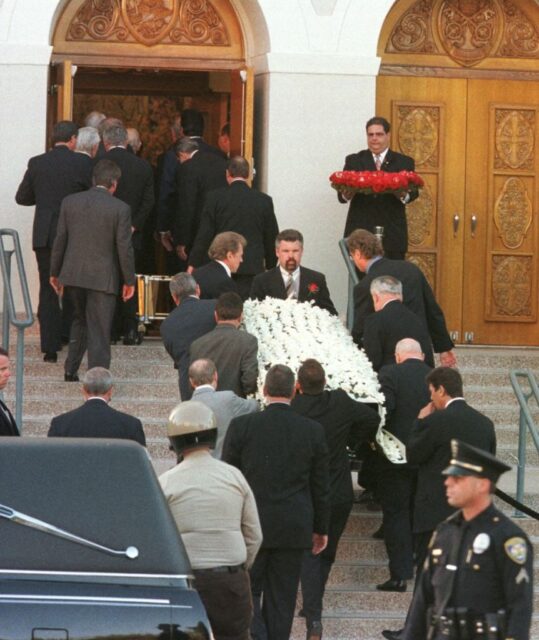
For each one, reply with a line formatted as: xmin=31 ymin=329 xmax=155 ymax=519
xmin=402 ymin=439 xmax=533 ymax=640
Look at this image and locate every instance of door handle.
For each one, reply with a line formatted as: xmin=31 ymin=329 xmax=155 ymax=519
xmin=452 ymin=214 xmax=460 ymax=236
xmin=471 ymin=215 xmax=477 ymax=237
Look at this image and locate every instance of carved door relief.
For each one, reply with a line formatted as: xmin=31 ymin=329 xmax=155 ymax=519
xmin=377 ymin=0 xmax=539 ymax=346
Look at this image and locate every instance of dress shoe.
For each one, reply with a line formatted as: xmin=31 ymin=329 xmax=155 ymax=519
xmin=306 ymin=621 xmax=323 ymax=640
xmin=64 ymin=373 xmax=79 ymax=382
xmin=382 ymin=629 xmax=404 ymax=640
xmin=43 ymin=352 xmax=58 ymax=363
xmin=376 ymin=578 xmax=407 ymax=592
xmin=123 ymin=330 xmax=142 ymax=346
xmin=372 ymin=524 xmax=385 ymax=539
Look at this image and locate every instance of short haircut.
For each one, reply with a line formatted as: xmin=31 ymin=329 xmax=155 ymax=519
xmin=180 ymin=109 xmax=204 ymax=136
xmin=208 ymin=231 xmax=246 ymax=261
xmin=169 ymin=272 xmax=197 ymax=300
xmin=366 ymin=116 xmax=391 ymax=133
xmin=52 ymin=120 xmax=78 ymax=144
xmin=100 ymin=117 xmax=123 ymax=135
xmin=346 ymin=229 xmax=384 ymax=258
xmin=84 ymin=111 xmax=106 ymax=128
xmin=227 ymin=156 xmax=249 ymax=178
xmin=395 ymin=338 xmax=422 ymax=357
xmin=126 ymin=127 xmax=141 ymax=152
xmin=76 ymin=126 xmax=100 ymax=154
xmin=92 ymin=159 xmax=121 ymax=188
xmin=297 ymin=359 xmax=326 ymax=395
xmin=220 ymin=122 xmax=230 ymax=136
xmin=189 ymin=359 xmax=217 ymax=386
xmin=215 ymin=292 xmax=243 ymax=321
xmin=0 ymin=346 xmax=8 ymax=357
xmin=83 ymin=367 xmax=113 ymax=395
xmin=102 ymin=124 xmax=128 ymax=147
xmin=175 ymin=137 xmax=199 ymax=155
xmin=264 ymin=364 xmax=295 ymax=398
xmin=370 ymin=275 xmax=402 ymax=297
xmin=276 ymin=229 xmax=303 ymax=248
xmin=426 ymin=367 xmax=463 ymax=398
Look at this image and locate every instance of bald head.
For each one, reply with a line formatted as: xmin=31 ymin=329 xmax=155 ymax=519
xmin=395 ymin=338 xmax=424 ymax=363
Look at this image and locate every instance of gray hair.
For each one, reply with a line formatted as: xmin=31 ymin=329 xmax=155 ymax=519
xmin=126 ymin=127 xmax=142 ymax=153
xmin=76 ymin=126 xmax=100 ymax=155
xmin=175 ymin=137 xmax=199 ymax=155
xmin=370 ymin=275 xmax=402 ymax=297
xmin=83 ymin=367 xmax=113 ymax=395
xmin=189 ymin=359 xmax=217 ymax=387
xmin=169 ymin=272 xmax=197 ymax=300
xmin=395 ymin=338 xmax=423 ymax=357
xmin=103 ymin=124 xmax=128 ymax=147
xmin=84 ymin=111 xmax=106 ymax=128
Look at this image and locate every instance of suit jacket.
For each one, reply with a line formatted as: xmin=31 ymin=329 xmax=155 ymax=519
xmin=0 ymin=399 xmax=19 ymax=436
xmin=50 ymin=187 xmax=135 ymax=294
xmin=291 ymin=389 xmax=379 ymax=505
xmin=105 ymin=147 xmax=155 ymax=232
xmin=188 ymin=180 xmax=279 ymax=274
xmin=160 ymin=297 xmax=217 ymax=400
xmin=193 ymin=261 xmax=239 ymax=299
xmin=15 ymin=145 xmax=92 ymax=248
xmin=362 ymin=299 xmax=434 ymax=371
xmin=222 ymin=402 xmax=330 ymax=548
xmin=353 ymin=257 xmax=454 ymax=353
xmin=173 ymin=151 xmax=227 ymax=249
xmin=407 ymin=399 xmax=496 ymax=533
xmin=191 ymin=386 xmax=259 ymax=459
xmin=190 ymin=323 xmax=258 ymax=398
xmin=250 ymin=266 xmax=338 ymax=316
xmin=48 ymin=398 xmax=146 ymax=445
xmin=155 ymin=146 xmax=178 ymax=232
xmin=339 ymin=148 xmax=417 ymax=254
xmin=378 ymin=358 xmax=431 ymax=446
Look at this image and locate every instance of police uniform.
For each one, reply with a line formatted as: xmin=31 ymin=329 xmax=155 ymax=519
xmin=403 ymin=441 xmax=534 ymax=640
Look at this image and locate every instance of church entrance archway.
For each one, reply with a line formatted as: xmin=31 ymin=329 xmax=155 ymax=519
xmin=376 ymin=0 xmax=539 ymax=346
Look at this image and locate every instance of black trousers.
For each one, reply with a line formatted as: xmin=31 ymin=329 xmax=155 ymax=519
xmin=64 ymin=286 xmax=116 ymax=375
xmin=250 ymin=547 xmax=304 ymax=640
xmin=232 ymin=273 xmax=254 ymax=301
xmin=35 ymin=248 xmax=72 ymax=353
xmin=376 ymin=457 xmax=416 ymax=581
xmin=301 ymin=501 xmax=352 ymax=624
xmin=193 ymin=567 xmax=253 ymax=640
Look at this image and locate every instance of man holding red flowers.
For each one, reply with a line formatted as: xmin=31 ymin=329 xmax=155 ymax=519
xmin=338 ymin=116 xmax=418 ymax=259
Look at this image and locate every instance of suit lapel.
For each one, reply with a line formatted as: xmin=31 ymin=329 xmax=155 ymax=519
xmin=382 ymin=149 xmax=396 ymax=171
xmin=269 ymin=268 xmax=287 ymax=297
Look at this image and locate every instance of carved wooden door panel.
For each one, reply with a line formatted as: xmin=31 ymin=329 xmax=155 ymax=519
xmin=376 ymin=76 xmax=468 ymax=340
xmin=463 ymin=79 xmax=539 ymax=345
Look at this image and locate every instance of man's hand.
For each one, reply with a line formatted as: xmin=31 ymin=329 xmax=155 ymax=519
xmin=122 ymin=284 xmax=135 ymax=301
xmin=176 ymin=245 xmax=188 ymax=261
xmin=312 ymin=533 xmax=328 ymax=555
xmin=341 ymin=188 xmax=354 ymax=201
xmin=439 ymin=350 xmax=457 ymax=368
xmin=49 ymin=276 xmax=63 ymax=296
xmin=159 ymin=231 xmax=174 ymax=252
xmin=418 ymin=401 xmax=435 ymax=419
xmin=186 ymin=265 xmax=195 ymax=275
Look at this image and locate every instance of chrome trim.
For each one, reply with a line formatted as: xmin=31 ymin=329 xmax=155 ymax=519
xmin=0 ymin=569 xmax=192 ymax=579
xmin=449 ymin=459 xmax=483 ymax=473
xmin=0 ymin=594 xmax=170 ymax=604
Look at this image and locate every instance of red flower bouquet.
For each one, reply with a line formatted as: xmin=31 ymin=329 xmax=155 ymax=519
xmin=329 ymin=170 xmax=424 ymax=196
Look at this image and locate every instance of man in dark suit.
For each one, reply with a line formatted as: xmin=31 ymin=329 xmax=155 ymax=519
xmin=188 ymin=156 xmax=279 ymax=299
xmin=250 ymin=228 xmax=338 ymax=316
xmin=0 ymin=347 xmax=19 ymax=436
xmin=104 ymin=124 xmax=155 ymax=344
xmin=179 ymin=108 xmax=227 ymax=159
xmin=48 ymin=367 xmax=145 ymax=445
xmin=192 ymin=231 xmax=244 ymax=299
xmin=408 ymin=366 xmax=496 ymax=572
xmin=222 ymin=364 xmax=330 ymax=640
xmin=50 ymin=160 xmax=135 ymax=382
xmin=160 ymin=272 xmax=216 ymax=400
xmin=173 ymin=137 xmax=227 ymax=262
xmin=362 ymin=275 xmax=434 ymax=371
xmin=15 ymin=120 xmax=92 ymax=363
xmin=291 ymin=359 xmax=380 ymax=639
xmin=375 ymin=338 xmax=431 ymax=594
xmin=338 ymin=116 xmax=418 ymax=259
xmin=190 ymin=292 xmax=258 ymax=398
xmin=347 ymin=229 xmax=456 ymax=366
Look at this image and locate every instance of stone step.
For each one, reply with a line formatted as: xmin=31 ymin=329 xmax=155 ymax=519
xmin=4 ymin=378 xmax=179 ymax=399
xmin=18 ymin=339 xmax=169 ymax=362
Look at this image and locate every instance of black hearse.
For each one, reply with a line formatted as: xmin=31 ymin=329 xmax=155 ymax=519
xmin=0 ymin=438 xmax=212 ymax=640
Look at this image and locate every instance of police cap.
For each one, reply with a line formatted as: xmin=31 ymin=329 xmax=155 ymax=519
xmin=443 ymin=439 xmax=511 ymax=483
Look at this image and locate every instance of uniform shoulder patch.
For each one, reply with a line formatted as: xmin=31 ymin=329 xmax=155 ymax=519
xmin=504 ymin=537 xmax=527 ymax=565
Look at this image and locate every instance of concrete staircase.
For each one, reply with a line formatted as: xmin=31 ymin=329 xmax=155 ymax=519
xmin=5 ymin=333 xmax=539 ymax=639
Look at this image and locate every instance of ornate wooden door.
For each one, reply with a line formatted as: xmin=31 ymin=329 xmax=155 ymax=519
xmin=376 ymin=0 xmax=539 ymax=346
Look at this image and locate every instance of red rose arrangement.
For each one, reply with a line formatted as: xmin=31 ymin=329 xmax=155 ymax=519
xmin=307 ymin=283 xmax=319 ymax=295
xmin=329 ymin=170 xmax=424 ymax=196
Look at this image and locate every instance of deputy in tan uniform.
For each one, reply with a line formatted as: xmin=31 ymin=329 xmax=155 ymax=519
xmin=159 ymin=401 xmax=262 ymax=640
